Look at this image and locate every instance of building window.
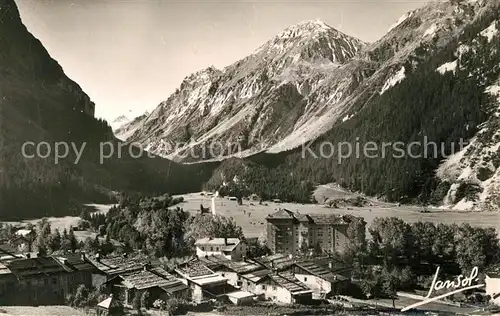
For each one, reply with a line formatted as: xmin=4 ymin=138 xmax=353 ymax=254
xmin=304 ymin=277 xmax=308 ymax=282
xmin=216 ymin=247 xmax=219 ymax=251
xmin=262 ymin=285 xmax=266 ymax=290
xmin=211 ymin=247 xmax=213 ymax=251
xmin=273 ymin=286 xmax=277 ymax=291
xmin=221 ymin=273 xmax=225 ymax=277
xmin=201 ymin=246 xmax=205 ymax=251
xmin=52 ymin=278 xmax=57 ymax=285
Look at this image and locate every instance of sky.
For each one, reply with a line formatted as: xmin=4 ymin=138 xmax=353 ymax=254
xmin=16 ymin=0 xmax=429 ymax=122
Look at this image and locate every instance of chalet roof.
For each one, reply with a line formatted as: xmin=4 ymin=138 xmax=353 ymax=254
xmin=256 ymin=254 xmax=295 ymax=270
xmin=198 ymin=255 xmax=265 ymax=274
xmin=190 ymin=274 xmax=228 ymax=286
xmin=52 ymin=254 xmax=95 ymax=272
xmin=195 ymin=238 xmax=241 ymax=251
xmin=294 ymin=261 xmax=347 ymax=283
xmin=177 ymin=259 xmax=215 ymax=278
xmin=7 ymin=257 xmax=66 ymax=277
xmin=241 ymin=268 xmax=271 ymax=283
xmin=198 ymin=255 xmax=231 ymax=270
xmin=87 ymin=255 xmax=146 ymax=275
xmin=267 ymin=272 xmax=311 ymax=295
xmin=161 ymin=283 xmax=189 ymax=294
xmin=120 ymin=267 xmax=186 ymax=291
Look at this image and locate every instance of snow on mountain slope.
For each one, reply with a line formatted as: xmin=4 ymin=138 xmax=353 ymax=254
xmin=269 ymin=0 xmax=492 ymax=153
xmin=129 ymin=0 xmax=496 ymax=162
xmin=128 ymin=20 xmax=366 ymax=161
xmin=114 ymin=112 xmax=149 ymax=141
xmin=110 ymin=115 xmax=131 ymax=131
xmin=380 ymin=66 xmax=406 ymax=94
xmin=437 ymin=60 xmax=458 ymax=74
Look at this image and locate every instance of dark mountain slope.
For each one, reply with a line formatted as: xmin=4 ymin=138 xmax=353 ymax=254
xmin=0 ymin=0 xmax=213 ymax=220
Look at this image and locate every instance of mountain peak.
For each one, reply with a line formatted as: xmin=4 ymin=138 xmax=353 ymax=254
xmin=276 ymin=19 xmax=339 ymax=40
xmin=290 ymin=19 xmax=332 ymax=30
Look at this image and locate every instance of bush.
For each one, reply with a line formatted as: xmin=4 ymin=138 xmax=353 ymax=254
xmin=165 ymin=298 xmax=191 ymax=315
xmin=153 ymin=299 xmax=167 ymax=310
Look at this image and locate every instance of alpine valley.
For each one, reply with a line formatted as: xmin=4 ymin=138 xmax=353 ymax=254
xmin=3 ymin=0 xmax=500 ymax=220
xmin=119 ymin=0 xmax=500 ymax=211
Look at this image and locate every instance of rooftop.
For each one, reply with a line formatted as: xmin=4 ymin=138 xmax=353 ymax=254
xmin=177 ymin=259 xmax=216 ymax=278
xmin=199 ymin=255 xmax=265 ymax=274
xmin=195 ymin=238 xmax=242 ymax=251
xmin=255 ymin=254 xmax=295 ymax=270
xmin=266 ymin=209 xmax=360 ymax=225
xmin=295 ymin=260 xmax=348 ymax=283
xmin=268 ymin=272 xmax=311 ymax=295
xmin=120 ymin=267 xmax=187 ymax=291
xmin=241 ymin=268 xmax=271 ymax=283
xmin=7 ymin=257 xmax=66 ymax=276
xmin=87 ymin=255 xmax=147 ymax=275
xmin=52 ymin=254 xmax=95 ymax=272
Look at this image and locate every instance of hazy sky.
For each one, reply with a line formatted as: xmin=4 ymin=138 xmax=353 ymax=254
xmin=16 ymin=0 xmax=429 ymax=122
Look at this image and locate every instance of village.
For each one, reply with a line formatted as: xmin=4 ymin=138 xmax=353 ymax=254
xmin=1 ymin=194 xmax=500 ymax=316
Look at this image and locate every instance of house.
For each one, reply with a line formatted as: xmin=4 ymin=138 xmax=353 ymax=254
xmin=174 ymin=259 xmax=237 ymax=303
xmin=251 ymin=254 xmax=351 ymax=298
xmin=87 ymin=254 xmax=149 ymax=287
xmin=195 ymin=238 xmax=246 ymax=261
xmin=251 ymin=272 xmax=312 ymax=304
xmin=486 ymin=264 xmax=500 ymax=305
xmin=198 ymin=255 xmax=266 ymax=288
xmin=0 ymin=254 xmax=94 ymax=305
xmin=105 ymin=266 xmax=189 ymax=307
xmin=266 ymin=209 xmax=366 ymax=255
xmin=291 ymin=260 xmax=350 ymax=297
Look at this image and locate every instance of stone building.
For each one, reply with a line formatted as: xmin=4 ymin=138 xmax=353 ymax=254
xmin=266 ymin=209 xmax=365 ymax=255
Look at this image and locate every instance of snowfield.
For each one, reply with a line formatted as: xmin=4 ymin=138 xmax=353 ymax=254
xmin=380 ymin=67 xmax=406 ymax=95
xmin=437 ymin=60 xmax=458 ymax=74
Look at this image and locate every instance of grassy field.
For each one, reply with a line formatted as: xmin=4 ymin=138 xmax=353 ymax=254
xmin=0 ymin=306 xmax=88 ymax=316
xmin=3 ymin=192 xmax=500 ymax=240
xmin=178 ymin=191 xmax=500 ymax=238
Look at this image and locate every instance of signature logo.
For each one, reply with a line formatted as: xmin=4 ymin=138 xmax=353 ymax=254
xmin=401 ymin=266 xmax=484 ymax=312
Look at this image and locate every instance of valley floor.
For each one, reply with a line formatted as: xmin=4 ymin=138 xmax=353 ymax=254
xmin=178 ymin=192 xmax=500 ymax=238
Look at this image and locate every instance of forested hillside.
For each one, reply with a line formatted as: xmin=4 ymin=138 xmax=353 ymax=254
xmin=0 ymin=0 xmax=214 ymax=220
